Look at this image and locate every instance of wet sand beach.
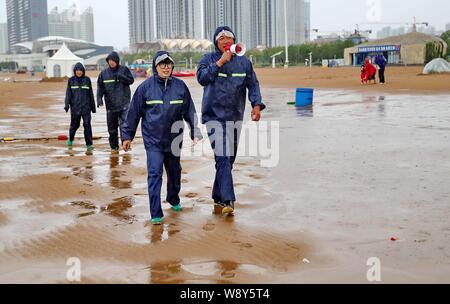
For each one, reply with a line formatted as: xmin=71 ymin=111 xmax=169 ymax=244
xmin=0 ymin=67 xmax=450 ymax=283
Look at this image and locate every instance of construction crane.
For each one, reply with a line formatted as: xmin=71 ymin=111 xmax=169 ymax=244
xmin=360 ymin=17 xmax=429 ymax=33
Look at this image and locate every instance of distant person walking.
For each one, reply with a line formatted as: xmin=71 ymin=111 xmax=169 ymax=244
xmin=375 ymin=53 xmax=388 ymax=84
xmin=64 ymin=62 xmax=96 ymax=153
xmin=97 ymin=51 xmax=135 ymax=153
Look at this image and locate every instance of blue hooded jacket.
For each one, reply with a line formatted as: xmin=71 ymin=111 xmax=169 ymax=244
xmin=375 ymin=54 xmax=387 ymax=69
xmin=97 ymin=51 xmax=135 ymax=112
xmin=197 ymin=26 xmax=266 ymax=124
xmin=65 ymin=62 xmax=96 ymax=115
xmin=122 ymin=51 xmax=203 ymax=153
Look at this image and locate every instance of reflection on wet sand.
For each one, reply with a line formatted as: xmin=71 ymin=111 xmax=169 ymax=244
xmin=109 ymin=154 xmax=133 ymax=190
xmin=296 ymin=105 xmax=314 ymax=118
xmin=148 ymin=259 xmax=251 ymax=284
xmin=101 ymin=196 xmax=135 ymax=223
xmin=149 ymin=223 xmax=181 ymax=244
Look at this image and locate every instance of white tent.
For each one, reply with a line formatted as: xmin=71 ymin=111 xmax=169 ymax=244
xmin=46 ymin=43 xmax=83 ymax=78
xmin=423 ymin=58 xmax=450 ymax=74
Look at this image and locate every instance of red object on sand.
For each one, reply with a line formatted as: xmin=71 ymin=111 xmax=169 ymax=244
xmin=172 ymin=71 xmax=196 ymax=78
xmin=390 ymin=237 xmax=398 ymax=241
xmin=58 ymin=135 xmax=68 ymax=141
xmin=361 ymin=59 xmax=377 ymax=83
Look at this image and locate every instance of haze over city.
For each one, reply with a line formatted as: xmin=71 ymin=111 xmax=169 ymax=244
xmin=1 ymin=0 xmax=449 ymax=50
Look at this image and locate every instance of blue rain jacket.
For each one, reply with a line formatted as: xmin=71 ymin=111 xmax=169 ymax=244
xmin=197 ymin=26 xmax=266 ymax=124
xmin=122 ymin=51 xmax=202 ymax=152
xmin=97 ymin=51 xmax=135 ymax=112
xmin=65 ymin=62 xmax=96 ymax=115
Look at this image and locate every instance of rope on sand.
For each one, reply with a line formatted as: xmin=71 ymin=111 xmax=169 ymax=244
xmin=1 ymin=135 xmax=144 ymax=143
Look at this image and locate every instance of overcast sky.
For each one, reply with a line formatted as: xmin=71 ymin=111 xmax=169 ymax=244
xmin=1 ymin=0 xmax=449 ymax=51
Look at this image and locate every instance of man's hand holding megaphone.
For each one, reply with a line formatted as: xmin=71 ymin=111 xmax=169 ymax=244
xmin=216 ymin=42 xmax=247 ymax=68
xmin=216 ymin=50 xmax=234 ymax=68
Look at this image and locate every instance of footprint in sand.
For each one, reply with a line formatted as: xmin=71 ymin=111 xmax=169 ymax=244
xmin=185 ymin=193 xmax=198 ymax=199
xmin=221 ymin=270 xmax=236 ymax=279
xmin=203 ymin=222 xmax=215 ymax=232
xmin=232 ymin=240 xmax=253 ymax=249
xmin=249 ymin=174 xmax=263 ymax=180
xmin=181 ymin=179 xmax=189 ymax=184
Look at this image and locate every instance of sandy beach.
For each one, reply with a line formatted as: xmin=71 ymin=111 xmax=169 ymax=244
xmin=1 ymin=66 xmax=450 ymax=283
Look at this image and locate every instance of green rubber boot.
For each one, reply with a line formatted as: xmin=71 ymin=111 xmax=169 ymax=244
xmin=151 ymin=217 xmax=163 ymax=226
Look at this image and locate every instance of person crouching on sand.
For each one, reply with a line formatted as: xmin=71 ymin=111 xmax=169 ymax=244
xmin=64 ymin=62 xmax=96 ymax=153
xmin=122 ymin=51 xmax=203 ymax=226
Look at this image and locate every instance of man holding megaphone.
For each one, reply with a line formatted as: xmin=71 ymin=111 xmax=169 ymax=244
xmin=197 ymin=26 xmax=266 ymax=217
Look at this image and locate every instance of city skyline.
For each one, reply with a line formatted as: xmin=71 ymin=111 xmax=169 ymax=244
xmin=5 ymin=0 xmax=49 ymax=48
xmin=129 ymin=0 xmax=310 ymax=50
xmin=0 ymin=0 xmax=449 ymax=51
xmin=48 ymin=4 xmax=94 ymax=42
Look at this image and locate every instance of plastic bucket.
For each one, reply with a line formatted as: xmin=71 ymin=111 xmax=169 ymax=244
xmin=296 ymin=88 xmax=314 ymax=107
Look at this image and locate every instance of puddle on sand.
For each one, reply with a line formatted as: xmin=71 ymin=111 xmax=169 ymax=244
xmin=71 ymin=154 xmax=133 ymax=190
xmin=148 ymin=260 xmax=268 ymax=284
xmin=101 ymin=196 xmax=135 ymax=223
xmin=69 ymin=197 xmax=136 ymax=223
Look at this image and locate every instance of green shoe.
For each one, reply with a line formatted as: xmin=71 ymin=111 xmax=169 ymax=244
xmin=171 ymin=204 xmax=183 ymax=212
xmin=87 ymin=145 xmax=94 ymax=152
xmin=151 ymin=217 xmax=163 ymax=225
xmin=67 ymin=140 xmax=73 ymax=147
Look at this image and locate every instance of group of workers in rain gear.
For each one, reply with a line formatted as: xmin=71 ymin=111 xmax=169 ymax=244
xmin=64 ymin=26 xmax=266 ymax=225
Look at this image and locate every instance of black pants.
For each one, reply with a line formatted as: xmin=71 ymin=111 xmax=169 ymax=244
xmin=70 ymin=113 xmax=93 ymax=146
xmin=379 ymin=68 xmax=385 ymax=84
xmin=107 ymin=108 xmax=129 ymax=150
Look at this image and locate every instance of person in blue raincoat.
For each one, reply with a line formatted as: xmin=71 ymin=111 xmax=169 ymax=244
xmin=97 ymin=51 xmax=135 ymax=153
xmin=197 ymin=26 xmax=266 ymax=216
xmin=122 ymin=51 xmax=203 ymax=225
xmin=64 ymin=62 xmax=96 ymax=152
xmin=374 ymin=53 xmax=387 ymax=84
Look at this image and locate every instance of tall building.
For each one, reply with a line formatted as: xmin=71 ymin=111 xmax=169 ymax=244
xmin=6 ymin=0 xmax=49 ymax=47
xmin=377 ymin=26 xmax=405 ymax=39
xmin=446 ymin=23 xmax=450 ymax=31
xmin=418 ymin=26 xmax=436 ymax=36
xmin=48 ymin=4 xmax=95 ymax=43
xmin=129 ymin=0 xmax=309 ymax=50
xmin=129 ymin=0 xmax=204 ymax=44
xmin=129 ymin=0 xmax=156 ymax=45
xmin=80 ymin=7 xmax=95 ymax=43
xmin=304 ymin=0 xmax=311 ymax=41
xmin=0 ymin=23 xmax=9 ymax=54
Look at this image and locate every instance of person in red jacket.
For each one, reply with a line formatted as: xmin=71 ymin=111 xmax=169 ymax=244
xmin=361 ymin=58 xmax=377 ymax=84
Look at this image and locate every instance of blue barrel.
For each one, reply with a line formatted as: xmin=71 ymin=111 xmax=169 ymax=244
xmin=296 ymin=88 xmax=314 ymax=107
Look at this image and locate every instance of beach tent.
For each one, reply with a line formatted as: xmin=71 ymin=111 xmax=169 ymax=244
xmin=423 ymin=58 xmax=450 ymax=74
xmin=46 ymin=43 xmax=84 ymax=78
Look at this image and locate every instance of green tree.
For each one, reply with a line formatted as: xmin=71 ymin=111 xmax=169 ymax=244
xmin=440 ymin=30 xmax=450 ymax=56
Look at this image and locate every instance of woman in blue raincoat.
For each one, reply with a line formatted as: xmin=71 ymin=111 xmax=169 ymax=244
xmin=122 ymin=51 xmax=202 ymax=225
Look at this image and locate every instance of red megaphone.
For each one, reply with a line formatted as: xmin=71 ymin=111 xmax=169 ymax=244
xmin=225 ymin=42 xmax=247 ymax=56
